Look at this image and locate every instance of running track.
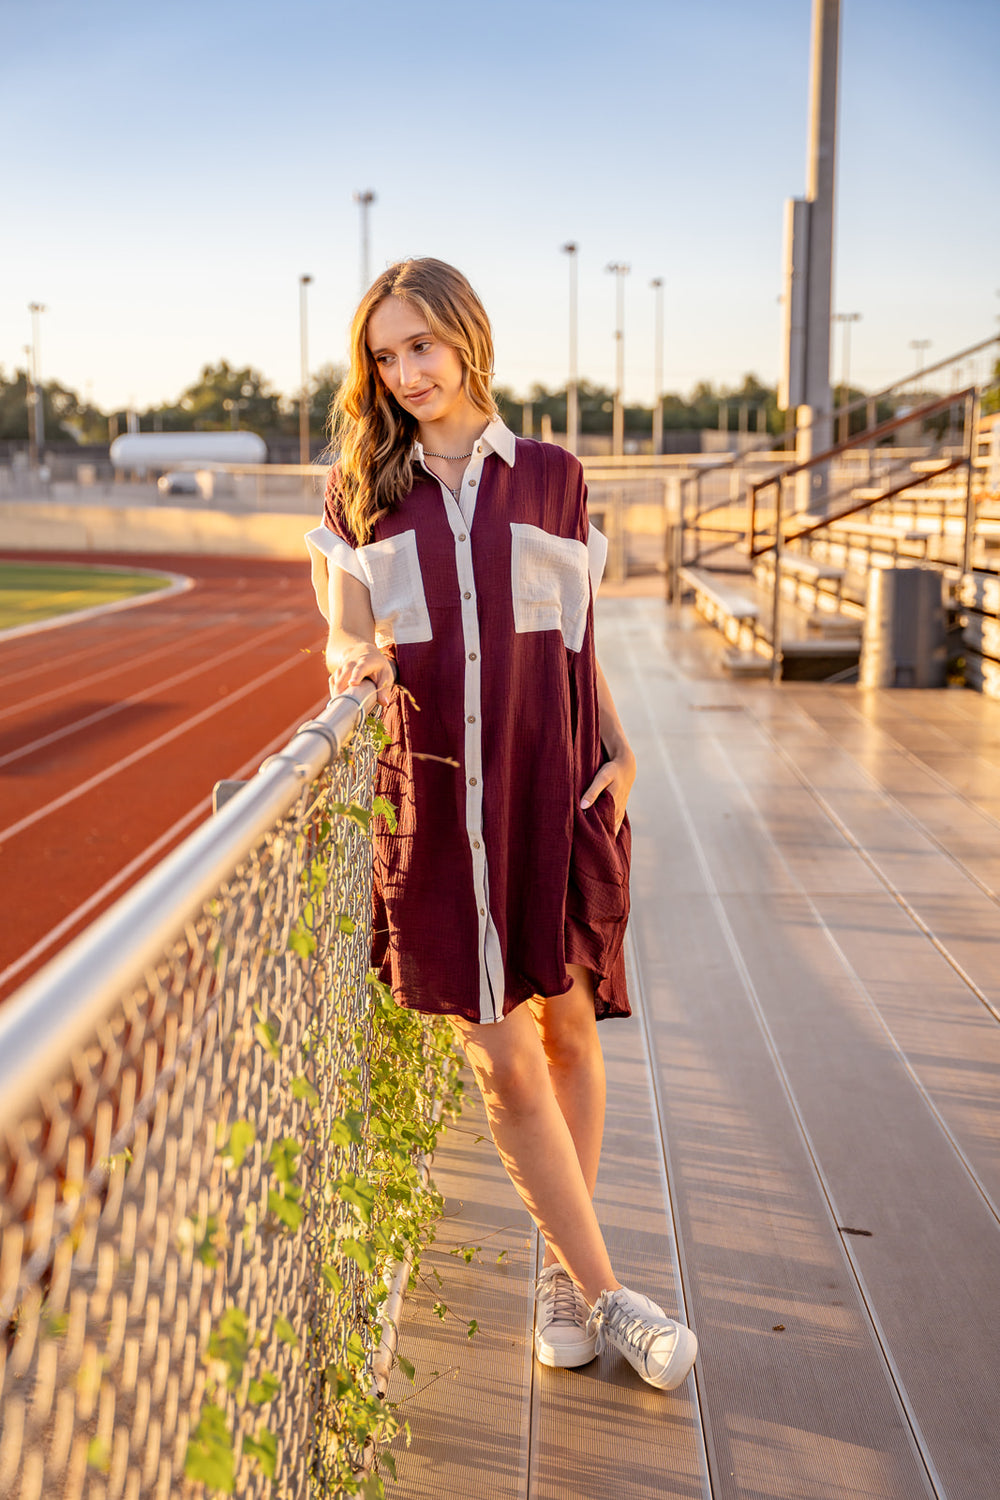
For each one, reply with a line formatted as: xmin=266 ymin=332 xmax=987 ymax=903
xmin=0 ymin=551 xmax=330 ymax=1003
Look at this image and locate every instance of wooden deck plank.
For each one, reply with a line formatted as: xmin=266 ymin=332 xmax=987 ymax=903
xmin=386 ymin=597 xmax=1000 ymax=1498
xmin=386 ymin=1087 xmax=534 ymax=1499
xmin=605 ymin=613 xmax=937 ymax=1500
xmin=528 ymin=1002 xmax=708 ymax=1500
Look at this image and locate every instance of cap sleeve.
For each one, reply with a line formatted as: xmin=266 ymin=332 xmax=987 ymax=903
xmin=304 ymin=468 xmax=369 ymax=623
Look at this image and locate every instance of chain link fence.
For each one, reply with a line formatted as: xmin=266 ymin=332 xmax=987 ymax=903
xmin=0 ymin=692 xmax=443 ymax=1500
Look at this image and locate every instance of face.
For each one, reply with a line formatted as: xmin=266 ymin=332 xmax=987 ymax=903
xmin=366 ymin=296 xmax=476 ymax=427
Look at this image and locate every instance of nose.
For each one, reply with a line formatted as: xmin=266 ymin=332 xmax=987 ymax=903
xmin=397 ymin=353 xmax=419 ymax=390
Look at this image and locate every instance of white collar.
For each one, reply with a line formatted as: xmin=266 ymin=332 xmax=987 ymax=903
xmin=412 ymin=414 xmax=517 ymax=469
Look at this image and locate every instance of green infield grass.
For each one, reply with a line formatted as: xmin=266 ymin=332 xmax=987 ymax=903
xmin=0 ymin=561 xmax=174 ymax=631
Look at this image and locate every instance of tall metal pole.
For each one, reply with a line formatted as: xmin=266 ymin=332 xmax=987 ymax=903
xmin=562 ymin=243 xmax=579 ymax=455
xmin=28 ymin=302 xmax=46 ymax=459
xmin=353 ymin=190 xmax=376 ymax=295
xmin=651 ymin=277 xmax=664 ymax=455
xmin=833 ymin=311 xmax=861 ymax=443
xmin=24 ymin=344 xmax=37 ymax=468
xmin=910 ymin=338 xmax=931 ymax=383
xmin=796 ymin=0 xmax=840 ymax=509
xmin=605 ymin=262 xmax=629 ymax=456
xmin=299 ymin=274 xmax=313 ymax=469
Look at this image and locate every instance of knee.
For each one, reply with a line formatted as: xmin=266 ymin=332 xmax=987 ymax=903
xmin=457 ymin=1027 xmax=549 ymax=1119
xmin=538 ymin=1013 xmax=599 ymax=1075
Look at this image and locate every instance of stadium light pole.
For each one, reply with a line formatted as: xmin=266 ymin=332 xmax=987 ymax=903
xmin=605 ymin=262 xmax=630 ymax=456
xmin=561 ymin=242 xmax=579 ymax=455
xmin=650 ymin=277 xmax=664 ymax=455
xmin=353 ymin=190 xmax=376 ymax=294
xmin=910 ymin=338 xmax=931 ymax=383
xmin=299 ymin=275 xmax=313 ymax=468
xmin=832 ymin=311 xmax=860 ymax=443
xmin=28 ymin=302 xmax=46 ymax=462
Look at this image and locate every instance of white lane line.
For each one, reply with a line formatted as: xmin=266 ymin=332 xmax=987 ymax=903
xmin=0 ymin=614 xmax=311 ymax=768
xmin=0 ymin=568 xmax=193 ymax=642
xmin=0 ymin=695 xmax=328 ymax=994
xmin=0 ymin=575 xmax=287 ymax=691
xmin=0 ymin=606 xmax=283 ymax=723
xmin=0 ymin=641 xmax=324 ymax=842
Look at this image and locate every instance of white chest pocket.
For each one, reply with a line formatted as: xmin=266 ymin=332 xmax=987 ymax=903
xmin=510 ymin=522 xmax=591 ymax=652
xmin=358 ymin=530 xmax=433 ymax=645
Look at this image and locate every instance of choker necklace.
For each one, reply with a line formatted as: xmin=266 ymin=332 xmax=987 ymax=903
xmin=423 ymin=449 xmax=473 ymax=460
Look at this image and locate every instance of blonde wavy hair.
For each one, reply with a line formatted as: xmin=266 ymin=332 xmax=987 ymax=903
xmin=328 ymin=258 xmax=497 ymax=543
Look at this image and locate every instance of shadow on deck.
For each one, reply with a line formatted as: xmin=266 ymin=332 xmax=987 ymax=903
xmin=385 ymin=594 xmax=1000 ymax=1500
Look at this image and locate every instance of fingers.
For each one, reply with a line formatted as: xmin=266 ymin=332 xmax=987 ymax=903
xmin=580 ymin=765 xmax=613 ymax=810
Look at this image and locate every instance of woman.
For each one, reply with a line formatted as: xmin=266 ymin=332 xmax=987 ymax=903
xmin=306 ymin=258 xmax=697 ymax=1391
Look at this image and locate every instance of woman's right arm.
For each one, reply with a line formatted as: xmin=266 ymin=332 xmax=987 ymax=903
xmin=325 ymin=567 xmax=396 ymax=708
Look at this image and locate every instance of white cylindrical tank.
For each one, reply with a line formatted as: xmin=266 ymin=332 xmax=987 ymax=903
xmin=110 ymin=432 xmax=268 ymax=470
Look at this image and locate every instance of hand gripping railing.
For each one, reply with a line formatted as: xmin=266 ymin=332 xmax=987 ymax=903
xmin=0 ymin=683 xmax=413 ymax=1500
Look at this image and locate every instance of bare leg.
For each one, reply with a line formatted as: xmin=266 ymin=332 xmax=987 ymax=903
xmin=450 ymin=1001 xmax=620 ymax=1305
xmin=526 ymin=966 xmax=606 ymax=1269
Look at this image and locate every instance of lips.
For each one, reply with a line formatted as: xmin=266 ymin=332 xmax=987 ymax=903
xmin=406 ymin=387 xmax=435 ymax=404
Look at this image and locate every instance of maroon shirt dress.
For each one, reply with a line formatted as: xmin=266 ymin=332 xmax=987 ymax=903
xmin=305 ymin=417 xmax=631 ymax=1026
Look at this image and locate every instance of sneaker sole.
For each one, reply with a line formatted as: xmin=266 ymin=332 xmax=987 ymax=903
xmin=533 ymin=1333 xmax=599 ymax=1369
xmin=645 ymin=1324 xmax=698 ymax=1391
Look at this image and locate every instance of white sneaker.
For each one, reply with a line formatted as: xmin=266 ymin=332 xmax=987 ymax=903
xmin=586 ymin=1286 xmax=697 ymax=1390
xmin=534 ymin=1265 xmax=598 ymax=1368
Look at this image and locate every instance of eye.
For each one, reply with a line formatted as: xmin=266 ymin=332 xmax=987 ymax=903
xmin=413 ymin=340 xmax=432 ymax=353
xmin=374 ymin=353 xmax=394 ymax=366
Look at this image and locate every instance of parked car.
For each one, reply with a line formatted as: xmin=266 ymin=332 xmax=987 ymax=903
xmin=157 ymin=471 xmax=200 ymax=496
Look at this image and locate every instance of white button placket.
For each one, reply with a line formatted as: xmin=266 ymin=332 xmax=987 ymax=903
xmin=423 ymin=444 xmax=506 ymax=1023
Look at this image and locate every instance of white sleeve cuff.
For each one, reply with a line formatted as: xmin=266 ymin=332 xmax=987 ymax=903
xmin=587 ymin=525 xmax=609 ymax=596
xmin=305 ymin=526 xmax=369 ymax=622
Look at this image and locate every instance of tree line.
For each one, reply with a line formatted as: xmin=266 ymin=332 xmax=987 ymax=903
xmin=1 ymin=354 xmax=970 ymax=447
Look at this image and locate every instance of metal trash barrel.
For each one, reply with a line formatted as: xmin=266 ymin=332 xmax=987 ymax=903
xmin=859 ymin=565 xmax=947 ymax=689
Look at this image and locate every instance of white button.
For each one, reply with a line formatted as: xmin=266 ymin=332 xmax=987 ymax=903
xmin=476 ymin=444 xmax=483 ymax=453
xmin=459 ymin=533 xmax=467 ymax=542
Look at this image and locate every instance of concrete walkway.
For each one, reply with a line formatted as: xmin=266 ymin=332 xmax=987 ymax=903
xmin=387 ymin=593 xmax=1000 ymax=1500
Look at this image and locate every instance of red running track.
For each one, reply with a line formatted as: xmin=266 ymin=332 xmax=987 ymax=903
xmin=0 ymin=550 xmax=330 ymax=1003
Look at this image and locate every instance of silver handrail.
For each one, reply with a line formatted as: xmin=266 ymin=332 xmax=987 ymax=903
xmin=0 ymin=683 xmax=376 ymax=1134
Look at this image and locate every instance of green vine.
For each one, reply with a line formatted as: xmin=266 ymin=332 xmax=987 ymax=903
xmin=183 ymin=717 xmax=466 ymax=1498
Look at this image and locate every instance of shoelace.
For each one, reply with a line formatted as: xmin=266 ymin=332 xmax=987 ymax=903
xmin=586 ymin=1291 xmax=665 ymax=1366
xmin=535 ymin=1267 xmax=584 ymax=1325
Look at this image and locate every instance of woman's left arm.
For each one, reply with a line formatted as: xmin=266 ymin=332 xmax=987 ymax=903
xmin=580 ymin=659 xmax=636 ymax=833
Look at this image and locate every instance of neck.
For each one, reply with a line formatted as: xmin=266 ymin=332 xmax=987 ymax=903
xmin=418 ymin=409 xmax=491 ymax=456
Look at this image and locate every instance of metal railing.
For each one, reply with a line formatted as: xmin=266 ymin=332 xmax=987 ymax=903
xmin=0 ymin=684 xmax=429 ymax=1499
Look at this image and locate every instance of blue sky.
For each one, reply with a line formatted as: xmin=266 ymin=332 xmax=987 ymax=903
xmin=3 ymin=0 xmax=998 ymax=413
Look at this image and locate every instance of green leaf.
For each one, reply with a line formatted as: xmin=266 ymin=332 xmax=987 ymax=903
xmin=268 ymin=1188 xmax=305 ymax=1233
xmin=288 ymin=922 xmax=317 ymax=960
xmin=321 ymin=1262 xmax=344 ymax=1294
xmin=222 ymin=1119 xmax=255 ymax=1171
xmin=87 ymin=1436 xmax=111 ymax=1473
xmin=248 ymin=1370 xmax=281 ymax=1405
xmin=342 ymin=1236 xmax=378 ymax=1273
xmin=290 ymin=1075 xmax=320 ymax=1108
xmin=243 ymin=1424 xmax=277 ymax=1479
xmin=335 ymin=911 xmax=356 ymax=935
xmin=371 ymin=795 xmax=398 ymax=832
xmin=185 ymin=1402 xmax=235 ymax=1491
xmin=467 ymin=1319 xmax=479 ymax=1339
xmin=268 ymin=1137 xmax=301 ymax=1184
xmin=208 ymin=1308 xmax=251 ymax=1390
xmin=432 ymin=1301 xmax=447 ymax=1321
xmin=335 ymin=1173 xmax=376 ymax=1224
xmin=397 ymin=1354 xmax=415 ymax=1383
xmin=274 ymin=1315 xmax=299 ymax=1348
xmin=330 ymin=1111 xmax=365 ymax=1148
xmin=254 ymin=1015 xmax=280 ymax=1059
